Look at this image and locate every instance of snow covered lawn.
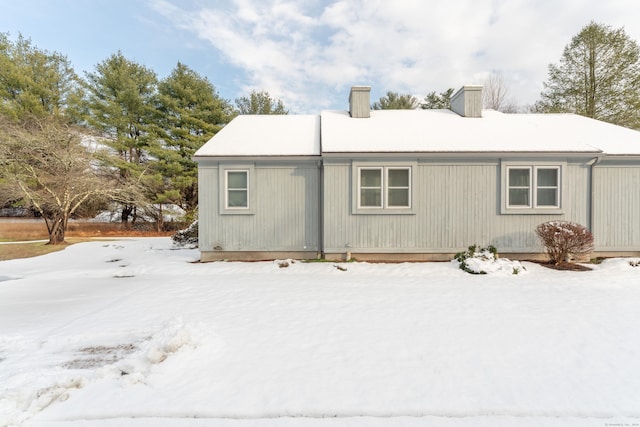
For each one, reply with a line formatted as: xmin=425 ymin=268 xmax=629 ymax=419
xmin=1 ymin=238 xmax=639 ymax=427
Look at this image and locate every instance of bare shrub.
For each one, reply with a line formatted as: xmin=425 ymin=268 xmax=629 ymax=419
xmin=535 ymin=221 xmax=594 ymax=265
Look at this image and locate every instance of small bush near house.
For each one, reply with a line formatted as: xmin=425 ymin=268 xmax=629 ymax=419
xmin=172 ymin=220 xmax=198 ymax=248
xmin=535 ymin=220 xmax=594 ymax=265
xmin=455 ymin=245 xmax=497 ymax=274
xmin=454 ymin=245 xmax=525 ymax=275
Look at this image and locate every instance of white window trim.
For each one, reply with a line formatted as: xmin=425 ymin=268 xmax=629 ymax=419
xmin=352 ymin=162 xmax=416 ymax=215
xmin=219 ymin=164 xmax=255 ymax=215
xmin=225 ymin=169 xmax=249 ymax=210
xmin=358 ymin=167 xmax=384 ymax=208
xmin=386 ymin=167 xmax=412 ymax=209
xmin=506 ymin=166 xmax=532 ymax=208
xmin=501 ymin=161 xmax=565 ymax=215
xmin=533 ymin=166 xmax=560 ymax=208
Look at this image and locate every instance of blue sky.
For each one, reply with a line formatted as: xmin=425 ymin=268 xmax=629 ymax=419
xmin=2 ymin=0 xmax=640 ymax=113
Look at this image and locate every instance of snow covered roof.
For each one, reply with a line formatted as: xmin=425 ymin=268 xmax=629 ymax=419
xmin=195 ymin=114 xmax=320 ymax=157
xmin=321 ymin=109 xmax=640 ymax=155
xmin=195 ymin=109 xmax=640 ymax=157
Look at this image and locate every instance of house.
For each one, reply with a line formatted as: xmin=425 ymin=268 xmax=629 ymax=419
xmin=194 ymin=85 xmax=640 ymax=262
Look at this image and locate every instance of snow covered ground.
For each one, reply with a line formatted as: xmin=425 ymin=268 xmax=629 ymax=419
xmin=1 ymin=238 xmax=639 ymax=427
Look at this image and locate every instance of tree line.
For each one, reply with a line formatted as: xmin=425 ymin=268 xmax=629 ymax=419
xmin=373 ymin=21 xmax=640 ymax=132
xmin=0 ymin=34 xmax=287 ymax=244
xmin=2 ymin=21 xmax=639 ymax=244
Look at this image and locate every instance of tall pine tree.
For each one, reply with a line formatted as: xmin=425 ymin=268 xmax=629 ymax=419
xmin=84 ymin=52 xmax=158 ymax=226
xmin=0 ymin=33 xmax=83 ymax=120
xmin=421 ymin=88 xmax=455 ymax=110
xmin=535 ymin=22 xmax=640 ymax=130
xmin=235 ymin=90 xmax=288 ymax=114
xmin=153 ymin=62 xmax=234 ymax=222
xmin=372 ymin=91 xmax=418 ymax=110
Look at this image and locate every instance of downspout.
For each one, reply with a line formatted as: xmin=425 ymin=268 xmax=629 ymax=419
xmin=318 ymin=157 xmax=324 ymax=259
xmin=587 ymin=156 xmax=601 ymax=232
xmin=318 ymin=115 xmax=324 ymax=259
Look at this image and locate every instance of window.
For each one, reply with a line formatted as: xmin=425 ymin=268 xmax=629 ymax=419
xmin=359 ymin=168 xmax=383 ymax=207
xmin=502 ymin=162 xmax=563 ymax=214
xmin=354 ymin=164 xmax=413 ymax=213
xmin=387 ymin=168 xmax=410 ymax=207
xmin=226 ymin=170 xmax=248 ymax=208
xmin=219 ymin=165 xmax=255 ymax=214
xmin=508 ymin=168 xmax=530 ymax=206
xmin=536 ymin=168 xmax=559 ymax=207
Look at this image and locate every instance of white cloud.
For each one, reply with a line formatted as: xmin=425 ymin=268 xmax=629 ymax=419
xmin=150 ymin=0 xmax=640 ymax=113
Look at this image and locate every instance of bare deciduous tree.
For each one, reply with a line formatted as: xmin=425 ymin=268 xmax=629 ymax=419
xmin=0 ymin=116 xmax=133 ymax=244
xmin=483 ymin=72 xmax=519 ymax=113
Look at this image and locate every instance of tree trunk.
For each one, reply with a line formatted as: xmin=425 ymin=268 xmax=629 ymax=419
xmin=587 ymin=42 xmax=597 ymax=118
xmin=185 ymin=184 xmax=198 ymax=216
xmin=45 ymin=214 xmax=67 ymax=245
xmin=121 ymin=205 xmax=134 ymax=229
xmin=156 ymin=204 xmax=164 ymax=232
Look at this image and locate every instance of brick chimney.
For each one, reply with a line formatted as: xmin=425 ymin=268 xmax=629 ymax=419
xmin=349 ymin=86 xmax=371 ymax=118
xmin=450 ymin=85 xmax=483 ymax=118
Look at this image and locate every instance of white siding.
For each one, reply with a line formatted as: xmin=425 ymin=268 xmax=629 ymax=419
xmin=323 ymin=159 xmax=590 ymax=253
xmin=199 ymin=162 xmax=320 ymax=252
xmin=593 ymin=165 xmax=640 ymax=250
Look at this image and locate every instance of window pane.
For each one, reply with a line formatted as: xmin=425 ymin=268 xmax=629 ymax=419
xmin=537 ymin=188 xmax=557 ymax=206
xmin=360 ymin=169 xmax=381 ymax=187
xmin=360 ymin=188 xmax=381 ymax=207
xmin=388 ymin=188 xmax=409 ymax=207
xmin=509 ymin=189 xmax=529 ymax=206
xmin=388 ymin=169 xmax=409 ymax=187
xmin=227 ymin=171 xmax=247 ymax=189
xmin=509 ymin=168 xmax=530 ymax=186
xmin=228 ymin=190 xmax=248 ymax=207
xmin=537 ymin=168 xmax=558 ymax=186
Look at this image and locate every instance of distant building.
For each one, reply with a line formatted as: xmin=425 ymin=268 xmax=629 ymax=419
xmin=0 ymin=207 xmax=31 ymax=217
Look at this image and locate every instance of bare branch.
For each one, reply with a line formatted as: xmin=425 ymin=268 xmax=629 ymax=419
xmin=0 ymin=115 xmax=132 ymax=244
xmin=483 ymin=71 xmax=520 ymax=113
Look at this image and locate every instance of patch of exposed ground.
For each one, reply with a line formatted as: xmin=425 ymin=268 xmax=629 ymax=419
xmin=63 ymin=344 xmax=138 ymax=370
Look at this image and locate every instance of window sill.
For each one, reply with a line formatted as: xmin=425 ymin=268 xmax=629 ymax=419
xmin=220 ymin=209 xmax=255 ymax=215
xmin=501 ymin=207 xmax=564 ymax=215
xmin=352 ymin=208 xmax=416 ymax=215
